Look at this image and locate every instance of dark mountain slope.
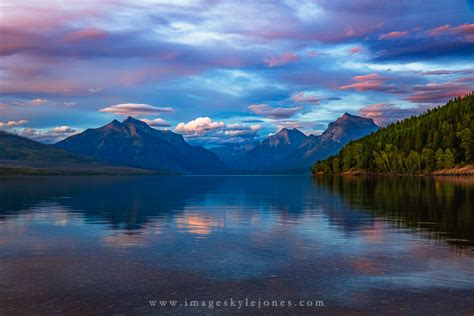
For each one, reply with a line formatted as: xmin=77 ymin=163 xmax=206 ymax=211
xmin=237 ymin=128 xmax=307 ymax=170
xmin=0 ymin=131 xmax=149 ymax=174
xmin=229 ymin=114 xmax=378 ymax=172
xmin=56 ymin=117 xmax=229 ymax=173
xmin=278 ymin=113 xmax=378 ymax=169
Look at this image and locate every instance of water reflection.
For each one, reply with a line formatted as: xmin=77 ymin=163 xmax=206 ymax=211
xmin=313 ymin=175 xmax=474 ymax=247
xmin=0 ymin=175 xmax=473 ymax=314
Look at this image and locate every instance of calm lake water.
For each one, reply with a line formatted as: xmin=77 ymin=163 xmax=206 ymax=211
xmin=0 ymin=175 xmax=473 ymax=315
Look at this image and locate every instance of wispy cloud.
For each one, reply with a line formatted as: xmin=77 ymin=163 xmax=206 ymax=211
xmin=378 ymin=31 xmax=408 ymax=40
xmin=339 ymin=74 xmax=406 ymax=94
xmin=406 ymin=80 xmax=473 ymax=103
xmin=358 ymin=103 xmax=425 ymax=126
xmin=100 ymin=103 xmax=174 ymax=116
xmin=248 ymin=104 xmax=303 ymax=119
xmin=264 ymin=53 xmax=299 ymax=67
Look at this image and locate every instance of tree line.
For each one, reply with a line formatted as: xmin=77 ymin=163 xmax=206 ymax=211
xmin=312 ymin=93 xmax=473 ymax=174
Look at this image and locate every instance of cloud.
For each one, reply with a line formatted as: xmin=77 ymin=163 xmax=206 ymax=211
xmin=63 ymin=102 xmax=77 ymax=107
xmin=358 ymin=103 xmax=426 ymax=126
xmin=350 ymin=46 xmax=363 ymax=54
xmin=63 ymin=28 xmax=108 ymax=43
xmin=99 ymin=103 xmax=174 ymax=116
xmin=7 ymin=99 xmax=48 ymax=107
xmin=429 ymin=23 xmax=474 ymax=39
xmin=290 ymin=92 xmax=322 ymax=104
xmin=1 ymin=0 xmax=472 ymax=148
xmin=224 ymin=124 xmax=262 ymax=137
xmin=290 ymin=92 xmax=340 ymax=104
xmin=20 ymin=126 xmax=78 ymax=143
xmin=264 ymin=53 xmax=299 ymax=67
xmin=51 ymin=126 xmax=76 ymax=133
xmin=406 ymin=81 xmax=472 ymax=103
xmin=141 ymin=118 xmax=171 ymax=127
xmin=275 ymin=120 xmax=321 ymax=132
xmin=339 ymin=73 xmax=406 ymax=93
xmin=307 ymin=50 xmax=326 ymax=58
xmin=378 ymin=31 xmax=408 ymax=40
xmin=419 ymin=69 xmax=474 ymax=75
xmin=175 ymin=117 xmax=225 ymax=135
xmin=29 ymin=98 xmax=48 ymax=106
xmin=0 ymin=120 xmax=29 ymax=129
xmin=241 ymin=119 xmax=264 ymax=123
xmin=88 ymin=87 xmax=103 ymax=93
xmin=248 ymin=104 xmax=303 ymax=119
xmin=174 ymin=118 xmax=263 ymax=145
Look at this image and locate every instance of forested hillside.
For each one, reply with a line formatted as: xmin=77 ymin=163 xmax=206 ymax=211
xmin=312 ymin=93 xmax=473 ymax=174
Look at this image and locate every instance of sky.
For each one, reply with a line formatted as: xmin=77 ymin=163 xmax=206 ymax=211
xmin=0 ymin=0 xmax=473 ymax=146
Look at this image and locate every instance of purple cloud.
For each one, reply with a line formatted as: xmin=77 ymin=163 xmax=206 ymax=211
xmin=248 ymin=104 xmax=303 ymax=119
xmin=358 ymin=103 xmax=427 ymax=126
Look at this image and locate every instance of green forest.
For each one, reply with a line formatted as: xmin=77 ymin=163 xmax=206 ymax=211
xmin=312 ymin=93 xmax=474 ymax=174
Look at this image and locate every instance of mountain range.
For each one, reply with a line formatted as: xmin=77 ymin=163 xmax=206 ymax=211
xmin=56 ymin=116 xmax=229 ymax=173
xmin=212 ymin=113 xmax=378 ymax=172
xmin=1 ymin=113 xmax=378 ymax=174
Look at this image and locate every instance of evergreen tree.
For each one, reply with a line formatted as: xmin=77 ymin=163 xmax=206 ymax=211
xmin=457 ymin=128 xmax=472 ymax=162
xmin=444 ymin=149 xmax=455 ymax=168
xmin=435 ymin=148 xmax=445 ymax=169
xmin=421 ymin=147 xmax=435 ymax=171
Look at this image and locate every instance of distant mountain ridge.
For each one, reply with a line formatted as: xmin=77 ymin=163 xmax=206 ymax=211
xmin=277 ymin=113 xmax=379 ymax=169
xmin=56 ymin=117 xmax=229 ymax=173
xmin=237 ymin=128 xmax=308 ymax=170
xmin=209 ymin=142 xmax=258 ymax=167
xmin=215 ymin=113 xmax=378 ymax=172
xmin=0 ymin=131 xmax=150 ymax=174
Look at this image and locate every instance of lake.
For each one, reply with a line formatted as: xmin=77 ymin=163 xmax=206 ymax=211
xmin=0 ymin=175 xmax=473 ymax=315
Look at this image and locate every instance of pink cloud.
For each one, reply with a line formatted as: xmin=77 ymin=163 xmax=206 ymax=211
xmin=339 ymin=73 xmax=406 ymax=94
xmin=407 ymin=82 xmax=471 ymax=103
xmin=63 ymin=28 xmax=108 ymax=43
xmin=350 ymin=46 xmax=363 ymax=54
xmin=339 ymin=74 xmax=385 ymax=91
xmin=290 ymin=92 xmax=322 ymax=104
xmin=358 ymin=103 xmax=424 ymax=126
xmin=378 ymin=31 xmax=408 ymax=40
xmin=264 ymin=52 xmax=299 ymax=67
xmin=0 ymin=28 xmax=41 ymax=56
xmin=429 ymin=23 xmax=474 ymax=40
xmin=346 ymin=27 xmax=356 ymax=37
xmin=430 ymin=24 xmax=451 ymax=35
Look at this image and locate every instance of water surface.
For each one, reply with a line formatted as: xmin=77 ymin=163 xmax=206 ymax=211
xmin=0 ymin=175 xmax=473 ymax=315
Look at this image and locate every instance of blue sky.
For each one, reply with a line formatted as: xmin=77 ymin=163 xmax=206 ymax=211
xmin=0 ymin=0 xmax=473 ymax=145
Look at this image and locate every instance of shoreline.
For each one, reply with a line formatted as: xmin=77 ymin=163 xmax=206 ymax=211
xmin=312 ymin=165 xmax=474 ymax=177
